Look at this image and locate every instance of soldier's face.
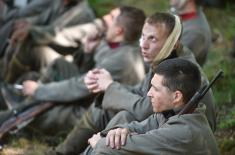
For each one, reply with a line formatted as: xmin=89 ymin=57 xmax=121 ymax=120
xmin=103 ymin=8 xmax=121 ymax=42
xmin=147 ymin=74 xmax=175 ymax=113
xmin=140 ymin=22 xmax=168 ymax=63
xmin=63 ymin=0 xmax=72 ymax=6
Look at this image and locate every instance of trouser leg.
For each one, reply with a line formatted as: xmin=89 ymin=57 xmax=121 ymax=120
xmin=3 ymin=41 xmax=61 ymax=83
xmin=82 ymin=111 xmax=137 ymax=155
xmin=40 ymin=57 xmax=79 ymax=83
xmin=28 ymin=104 xmax=87 ymax=136
xmin=4 ymin=53 xmax=31 ymax=83
xmin=0 ymin=21 xmax=13 ymax=58
xmin=81 ymin=145 xmax=93 ymax=155
xmin=55 ymin=125 xmax=95 ymax=155
xmin=54 ymin=104 xmax=116 ymax=155
xmin=3 ymin=41 xmax=34 ymax=83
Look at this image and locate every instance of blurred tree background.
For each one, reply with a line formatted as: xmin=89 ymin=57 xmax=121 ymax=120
xmin=1 ymin=0 xmax=235 ymax=154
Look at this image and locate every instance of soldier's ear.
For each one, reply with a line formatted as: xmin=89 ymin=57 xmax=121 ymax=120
xmin=116 ymin=26 xmax=124 ymax=35
xmin=172 ymin=90 xmax=184 ymax=108
xmin=173 ymin=40 xmax=180 ymax=50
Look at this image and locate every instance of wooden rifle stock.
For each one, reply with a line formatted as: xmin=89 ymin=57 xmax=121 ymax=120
xmin=178 ymin=70 xmax=223 ymax=116
xmin=0 ymin=102 xmax=54 ymax=140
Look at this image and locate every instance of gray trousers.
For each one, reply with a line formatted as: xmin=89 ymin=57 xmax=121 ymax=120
xmin=54 ymin=104 xmax=136 ymax=155
xmin=3 ymin=40 xmax=61 ymax=83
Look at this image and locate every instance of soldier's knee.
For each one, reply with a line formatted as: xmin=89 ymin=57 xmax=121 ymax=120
xmin=93 ymin=138 xmax=112 ymax=155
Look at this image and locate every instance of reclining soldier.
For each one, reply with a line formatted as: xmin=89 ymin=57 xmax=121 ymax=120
xmin=2 ymin=0 xmax=95 ymax=83
xmin=0 ymin=6 xmax=146 ymax=136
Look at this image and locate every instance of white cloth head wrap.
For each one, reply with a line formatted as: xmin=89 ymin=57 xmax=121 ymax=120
xmin=152 ymin=15 xmax=182 ymax=66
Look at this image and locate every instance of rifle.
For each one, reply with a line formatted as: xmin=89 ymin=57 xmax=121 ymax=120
xmin=0 ymin=101 xmax=54 ymax=140
xmin=178 ymin=70 xmax=223 ymax=116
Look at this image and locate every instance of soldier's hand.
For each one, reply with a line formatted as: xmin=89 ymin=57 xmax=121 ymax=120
xmin=88 ymin=132 xmax=102 ymax=148
xmin=84 ymin=68 xmax=102 ymax=93
xmin=96 ymin=69 xmax=113 ymax=91
xmin=10 ymin=27 xmax=29 ymax=46
xmin=106 ymin=128 xmax=129 ymax=149
xmin=22 ymin=80 xmax=39 ymax=96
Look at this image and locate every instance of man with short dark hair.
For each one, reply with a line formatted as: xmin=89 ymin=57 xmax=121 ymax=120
xmin=49 ymin=12 xmax=216 ymax=155
xmin=85 ymin=58 xmax=219 ymax=155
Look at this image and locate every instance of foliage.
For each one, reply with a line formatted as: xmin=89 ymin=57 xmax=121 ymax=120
xmin=88 ymin=0 xmax=116 ymax=16
xmin=218 ymin=136 xmax=235 ymax=154
xmin=88 ymin=0 xmax=169 ymax=16
xmin=203 ymin=4 xmax=235 ymax=130
xmin=201 ymin=3 xmax=235 ymax=154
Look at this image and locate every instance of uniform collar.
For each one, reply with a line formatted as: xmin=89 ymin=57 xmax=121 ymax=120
xmin=108 ymin=42 xmax=121 ymax=49
xmin=180 ymin=11 xmax=197 ymax=21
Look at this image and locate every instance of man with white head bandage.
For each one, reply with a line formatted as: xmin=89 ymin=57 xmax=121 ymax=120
xmin=81 ymin=12 xmax=218 ymax=155
xmin=49 ymin=12 xmax=216 ymax=155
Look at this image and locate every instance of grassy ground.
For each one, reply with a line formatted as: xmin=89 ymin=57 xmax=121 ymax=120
xmin=204 ymin=6 xmax=235 ymax=154
xmin=204 ymin=3 xmax=235 ymax=154
xmin=1 ymin=0 xmax=235 ymax=154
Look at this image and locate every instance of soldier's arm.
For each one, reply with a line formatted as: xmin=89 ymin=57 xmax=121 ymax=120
xmin=101 ymin=74 xmax=153 ymax=121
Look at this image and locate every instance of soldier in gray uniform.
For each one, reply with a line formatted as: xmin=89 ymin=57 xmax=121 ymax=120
xmin=47 ymin=12 xmax=216 ymax=155
xmin=18 ymin=6 xmax=145 ymax=135
xmin=3 ymin=0 xmax=95 ymax=83
xmin=170 ymin=0 xmax=212 ymax=66
xmin=0 ymin=0 xmax=52 ymax=26
xmin=0 ymin=0 xmax=53 ymax=57
xmin=85 ymin=58 xmax=219 ymax=155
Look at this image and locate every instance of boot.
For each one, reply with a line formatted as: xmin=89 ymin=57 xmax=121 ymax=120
xmin=0 ymin=110 xmax=16 ymax=129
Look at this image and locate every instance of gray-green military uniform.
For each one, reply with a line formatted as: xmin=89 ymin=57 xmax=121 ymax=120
xmin=0 ymin=0 xmax=66 ymax=56
xmin=0 ymin=0 xmax=53 ymax=57
xmin=88 ymin=104 xmax=219 ymax=155
xmin=30 ymin=40 xmax=145 ymax=135
xmin=4 ymin=0 xmax=96 ymax=83
xmin=0 ymin=0 xmax=52 ymax=25
xmin=181 ymin=7 xmax=212 ymax=66
xmin=51 ymin=45 xmax=216 ymax=154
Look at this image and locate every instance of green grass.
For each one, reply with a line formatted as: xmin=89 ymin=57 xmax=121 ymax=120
xmin=203 ymin=5 xmax=235 ymax=131
xmin=88 ymin=0 xmax=169 ymax=16
xmin=2 ymin=137 xmax=48 ymax=155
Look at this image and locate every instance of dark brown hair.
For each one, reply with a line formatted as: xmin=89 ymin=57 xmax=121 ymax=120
xmin=116 ymin=6 xmax=146 ymax=42
xmin=145 ymin=12 xmax=176 ymax=37
xmin=154 ymin=58 xmax=201 ymax=103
